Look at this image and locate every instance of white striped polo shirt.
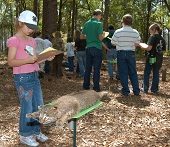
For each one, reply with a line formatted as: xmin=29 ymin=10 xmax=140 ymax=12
xmin=111 ymin=26 xmax=141 ymax=51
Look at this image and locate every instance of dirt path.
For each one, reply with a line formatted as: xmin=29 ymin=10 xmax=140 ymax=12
xmin=0 ymin=56 xmax=170 ymax=147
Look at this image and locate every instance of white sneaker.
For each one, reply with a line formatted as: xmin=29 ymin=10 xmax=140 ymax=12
xmin=36 ymin=132 xmax=48 ymax=142
xmin=20 ymin=135 xmax=39 ymax=147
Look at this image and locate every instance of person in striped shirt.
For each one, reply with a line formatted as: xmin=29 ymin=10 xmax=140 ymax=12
xmin=111 ymin=14 xmax=141 ymax=96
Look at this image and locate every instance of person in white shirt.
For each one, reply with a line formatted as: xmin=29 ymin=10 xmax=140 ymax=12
xmin=111 ymin=14 xmax=141 ymax=96
xmin=66 ymin=37 xmax=75 ymax=75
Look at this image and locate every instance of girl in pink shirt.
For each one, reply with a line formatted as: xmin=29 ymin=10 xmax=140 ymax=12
xmin=7 ymin=10 xmax=53 ymax=147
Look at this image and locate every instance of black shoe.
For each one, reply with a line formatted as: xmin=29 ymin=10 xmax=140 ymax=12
xmin=121 ymin=93 xmax=129 ymax=97
xmin=151 ymin=91 xmax=159 ymax=95
xmin=119 ymin=91 xmax=129 ymax=97
xmin=116 ymin=75 xmax=120 ymax=80
xmin=110 ymin=77 xmax=113 ymax=80
xmin=134 ymin=94 xmax=141 ymax=97
xmin=109 ymin=77 xmax=114 ymax=82
xmin=93 ymin=89 xmax=100 ymax=92
xmin=83 ymin=87 xmax=90 ymax=90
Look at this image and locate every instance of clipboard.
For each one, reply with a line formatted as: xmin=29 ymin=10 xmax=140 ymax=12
xmin=139 ymin=43 xmax=148 ymax=49
xmin=104 ymin=31 xmax=109 ymax=38
xmin=37 ymin=47 xmax=63 ymax=62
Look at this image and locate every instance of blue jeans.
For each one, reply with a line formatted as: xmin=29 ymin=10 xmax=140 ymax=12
xmin=106 ymin=49 xmax=117 ymax=78
xmin=68 ymin=56 xmax=74 ymax=72
xmin=143 ymin=61 xmax=160 ymax=93
xmin=77 ymin=51 xmax=86 ymax=77
xmin=83 ymin=47 xmax=102 ymax=91
xmin=117 ymin=51 xmax=140 ymax=95
xmin=14 ymin=71 xmax=44 ymax=137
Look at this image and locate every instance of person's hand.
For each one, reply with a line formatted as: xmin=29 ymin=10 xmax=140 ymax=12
xmin=136 ymin=43 xmax=139 ymax=47
xmin=103 ymin=31 xmax=105 ymax=36
xmin=107 ymin=48 xmax=111 ymax=52
xmin=37 ymin=56 xmax=55 ymax=64
xmin=27 ymin=55 xmax=38 ymax=63
xmin=47 ymin=56 xmax=55 ymax=61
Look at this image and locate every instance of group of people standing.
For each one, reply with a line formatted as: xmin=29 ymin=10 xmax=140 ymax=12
xmin=32 ymin=30 xmax=84 ymax=78
xmin=33 ymin=29 xmax=87 ymax=78
xmin=81 ymin=9 xmax=166 ymax=95
xmin=6 ymin=8 xmax=166 ymax=146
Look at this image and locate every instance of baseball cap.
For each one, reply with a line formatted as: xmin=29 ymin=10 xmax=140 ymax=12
xmin=93 ymin=9 xmax=103 ymax=16
xmin=18 ymin=10 xmax=38 ymax=30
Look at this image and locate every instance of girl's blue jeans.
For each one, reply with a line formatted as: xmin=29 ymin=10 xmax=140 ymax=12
xmin=143 ymin=61 xmax=160 ymax=93
xmin=14 ymin=71 xmax=44 ymax=137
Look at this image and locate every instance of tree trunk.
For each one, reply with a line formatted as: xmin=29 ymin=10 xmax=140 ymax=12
xmin=42 ymin=0 xmax=57 ymax=38
xmin=146 ymin=1 xmax=152 ymax=42
xmin=58 ymin=0 xmax=63 ymax=31
xmin=163 ymin=0 xmax=170 ymax=12
xmin=144 ymin=1 xmax=152 ymax=56
xmin=102 ymin=0 xmax=110 ymax=60
xmin=74 ymin=3 xmax=78 ymax=30
xmin=103 ymin=0 xmax=110 ymax=31
xmin=67 ymin=9 xmax=72 ymax=36
xmin=33 ymin=0 xmax=38 ymax=17
xmin=42 ymin=0 xmax=58 ymax=76
xmin=162 ymin=66 xmax=167 ymax=81
xmin=71 ymin=0 xmax=76 ymax=38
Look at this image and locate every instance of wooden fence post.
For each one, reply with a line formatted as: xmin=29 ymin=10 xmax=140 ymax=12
xmin=162 ymin=66 xmax=167 ymax=81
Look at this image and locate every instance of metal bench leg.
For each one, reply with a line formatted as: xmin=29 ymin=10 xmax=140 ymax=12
xmin=73 ymin=118 xmax=77 ymax=147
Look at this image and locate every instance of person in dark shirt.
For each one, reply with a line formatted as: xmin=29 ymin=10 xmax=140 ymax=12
xmin=139 ymin=23 xmax=166 ymax=93
xmin=75 ymin=30 xmax=86 ymax=77
xmin=102 ymin=24 xmax=117 ymax=81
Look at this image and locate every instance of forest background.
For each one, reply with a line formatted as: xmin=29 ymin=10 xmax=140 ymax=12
xmin=0 ymin=0 xmax=170 ymax=54
xmin=1 ymin=1 xmax=170 ymax=146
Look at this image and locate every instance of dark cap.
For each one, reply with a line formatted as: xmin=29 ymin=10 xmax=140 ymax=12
xmin=108 ymin=24 xmax=114 ymax=30
xmin=93 ymin=9 xmax=102 ymax=16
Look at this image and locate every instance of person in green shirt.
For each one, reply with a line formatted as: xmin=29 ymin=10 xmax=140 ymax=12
xmin=81 ymin=9 xmax=104 ymax=92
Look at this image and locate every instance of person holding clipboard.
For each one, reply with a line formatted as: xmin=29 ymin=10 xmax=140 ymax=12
xmin=7 ymin=10 xmax=54 ymax=146
xmin=139 ymin=23 xmax=166 ymax=93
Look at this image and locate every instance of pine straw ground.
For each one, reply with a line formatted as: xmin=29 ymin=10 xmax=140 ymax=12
xmin=0 ymin=55 xmax=170 ymax=147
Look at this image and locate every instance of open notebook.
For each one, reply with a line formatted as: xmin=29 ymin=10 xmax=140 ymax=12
xmin=37 ymin=47 xmax=63 ymax=62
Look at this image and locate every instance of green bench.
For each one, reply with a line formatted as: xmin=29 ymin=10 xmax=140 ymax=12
xmin=47 ymin=100 xmax=103 ymax=147
xmin=70 ymin=100 xmax=103 ymax=147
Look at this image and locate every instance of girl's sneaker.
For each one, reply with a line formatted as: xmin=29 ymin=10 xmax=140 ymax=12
xmin=20 ymin=135 xmax=39 ymax=147
xmin=36 ymin=132 xmax=48 ymax=142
